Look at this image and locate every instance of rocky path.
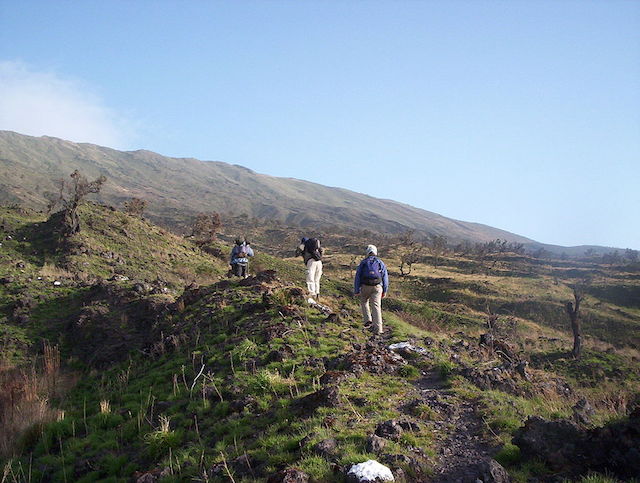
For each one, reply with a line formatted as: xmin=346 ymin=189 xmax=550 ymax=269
xmin=414 ymin=371 xmax=500 ymax=482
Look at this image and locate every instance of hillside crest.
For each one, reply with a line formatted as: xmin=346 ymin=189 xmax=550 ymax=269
xmin=0 ymin=129 xmax=564 ymax=250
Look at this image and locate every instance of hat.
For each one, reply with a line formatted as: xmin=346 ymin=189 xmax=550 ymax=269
xmin=301 ymin=237 xmax=309 ymax=243
xmin=366 ymin=244 xmax=377 ymax=256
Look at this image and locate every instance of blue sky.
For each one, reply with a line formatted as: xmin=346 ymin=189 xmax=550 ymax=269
xmin=1 ymin=1 xmax=639 ymax=249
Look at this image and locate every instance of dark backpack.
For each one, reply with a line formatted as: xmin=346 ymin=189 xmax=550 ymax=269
xmin=361 ymin=256 xmax=382 ymax=285
xmin=235 ymin=244 xmax=247 ymax=259
xmin=304 ymin=238 xmax=322 ymax=261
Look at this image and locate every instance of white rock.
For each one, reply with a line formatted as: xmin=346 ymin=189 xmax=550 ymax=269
xmin=53 ymin=280 xmax=62 ymax=286
xmin=347 ymin=460 xmax=394 ymax=482
xmin=388 ymin=342 xmax=413 ymax=351
xmin=388 ymin=341 xmax=429 ymax=355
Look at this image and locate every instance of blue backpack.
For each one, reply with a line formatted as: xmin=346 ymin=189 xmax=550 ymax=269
xmin=361 ymin=256 xmax=382 ymax=285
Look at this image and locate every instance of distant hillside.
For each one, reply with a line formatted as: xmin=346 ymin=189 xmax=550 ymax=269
xmin=0 ymin=130 xmax=612 ymax=254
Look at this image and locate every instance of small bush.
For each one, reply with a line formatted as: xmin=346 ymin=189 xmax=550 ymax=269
xmin=397 ymin=365 xmax=421 ymax=380
xmin=436 ymin=360 xmax=455 ymax=379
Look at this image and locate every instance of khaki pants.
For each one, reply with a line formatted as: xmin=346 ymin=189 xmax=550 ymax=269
xmin=306 ymin=259 xmax=323 ymax=296
xmin=360 ymin=284 xmax=383 ymax=334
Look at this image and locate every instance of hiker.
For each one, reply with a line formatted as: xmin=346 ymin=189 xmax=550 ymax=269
xmin=229 ymin=238 xmax=254 ymax=278
xmin=295 ymin=237 xmax=324 ymax=300
xmin=354 ymin=244 xmax=389 ymax=335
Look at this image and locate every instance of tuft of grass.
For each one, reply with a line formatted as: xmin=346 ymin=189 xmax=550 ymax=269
xmin=495 ymin=442 xmax=521 ymax=466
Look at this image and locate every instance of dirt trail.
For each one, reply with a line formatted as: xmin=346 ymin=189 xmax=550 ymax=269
xmin=416 ymin=371 xmax=496 ymax=482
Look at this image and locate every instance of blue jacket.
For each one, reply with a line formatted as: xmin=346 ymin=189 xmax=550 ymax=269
xmin=230 ymin=243 xmax=254 ymax=264
xmin=354 ymin=256 xmax=389 ymax=294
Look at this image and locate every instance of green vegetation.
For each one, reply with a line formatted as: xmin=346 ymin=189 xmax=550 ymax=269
xmin=1 ymin=203 xmax=639 ymax=482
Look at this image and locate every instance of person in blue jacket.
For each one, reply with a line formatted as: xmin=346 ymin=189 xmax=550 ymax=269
xmin=354 ymin=244 xmax=389 ymax=335
xmin=229 ymin=238 xmax=254 ymax=278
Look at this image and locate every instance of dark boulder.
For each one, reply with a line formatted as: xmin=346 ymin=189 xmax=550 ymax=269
xmin=313 ymin=438 xmax=338 ymax=457
xmin=375 ymin=420 xmax=403 ymax=441
xmin=365 ymin=434 xmax=387 ymax=453
xmin=296 ymin=386 xmax=341 ymax=413
xmin=513 ymin=416 xmax=585 ymax=471
xmin=572 ymin=398 xmax=595 ymax=426
xmin=475 ymin=458 xmax=511 ymax=483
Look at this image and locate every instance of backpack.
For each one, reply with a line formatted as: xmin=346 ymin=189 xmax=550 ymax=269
xmin=237 ymin=245 xmax=247 ymax=258
xmin=361 ymin=256 xmax=382 ymax=285
xmin=304 ymin=238 xmax=322 ymax=261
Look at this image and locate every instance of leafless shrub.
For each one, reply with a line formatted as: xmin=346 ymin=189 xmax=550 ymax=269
xmin=123 ymin=197 xmax=147 ymax=217
xmin=46 ymin=170 xmax=107 ymax=235
xmin=191 ymin=212 xmax=222 ymax=244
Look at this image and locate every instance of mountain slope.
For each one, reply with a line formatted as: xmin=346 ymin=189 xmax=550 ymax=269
xmin=0 ymin=130 xmax=536 ymax=245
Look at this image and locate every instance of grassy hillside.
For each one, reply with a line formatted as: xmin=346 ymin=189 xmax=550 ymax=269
xmin=1 ymin=203 xmax=639 ymax=482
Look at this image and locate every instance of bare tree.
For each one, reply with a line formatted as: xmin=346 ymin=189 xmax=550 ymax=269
xmin=397 ymin=230 xmax=424 ymax=276
xmin=191 ymin=212 xmax=222 ymax=244
xmin=46 ymin=170 xmax=106 ymax=234
xmin=123 ymin=197 xmax=147 ymax=217
xmin=625 ymin=248 xmax=639 ymax=264
xmin=426 ymin=234 xmax=448 ymax=267
xmin=566 ymin=286 xmax=585 ymax=359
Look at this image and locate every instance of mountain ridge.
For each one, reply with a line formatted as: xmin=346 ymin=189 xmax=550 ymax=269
xmin=0 ymin=130 xmax=618 ymax=255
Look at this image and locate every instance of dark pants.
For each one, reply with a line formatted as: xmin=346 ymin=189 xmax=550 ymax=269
xmin=231 ymin=262 xmax=248 ymax=277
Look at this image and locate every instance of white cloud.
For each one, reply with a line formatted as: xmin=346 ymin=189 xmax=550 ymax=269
xmin=0 ymin=60 xmax=135 ymax=148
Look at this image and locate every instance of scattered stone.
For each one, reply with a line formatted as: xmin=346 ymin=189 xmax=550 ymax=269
xmin=267 ymin=468 xmax=309 ymax=483
xmin=133 ymin=282 xmax=152 ymax=294
xmin=313 ymin=438 xmax=338 ymax=457
xmin=475 ymin=458 xmax=511 ymax=483
xmin=109 ymin=274 xmax=129 ymax=282
xmin=381 ymin=454 xmax=412 ymax=466
xmin=53 ymin=280 xmax=62 ymax=286
xmin=375 ymin=420 xmax=403 ymax=441
xmin=572 ymin=398 xmax=595 ymax=426
xmin=346 ymin=460 xmax=395 ymax=482
xmin=296 ymin=386 xmax=340 ymax=413
xmin=327 ymin=342 xmax=406 ymax=375
xmin=366 ymin=434 xmax=387 ymax=453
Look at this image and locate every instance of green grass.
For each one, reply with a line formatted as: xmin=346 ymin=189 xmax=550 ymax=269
xmin=2 ymin=202 xmax=640 ymax=482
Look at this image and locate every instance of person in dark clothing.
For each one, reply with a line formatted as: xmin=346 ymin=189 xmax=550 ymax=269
xmin=229 ymin=238 xmax=254 ymax=278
